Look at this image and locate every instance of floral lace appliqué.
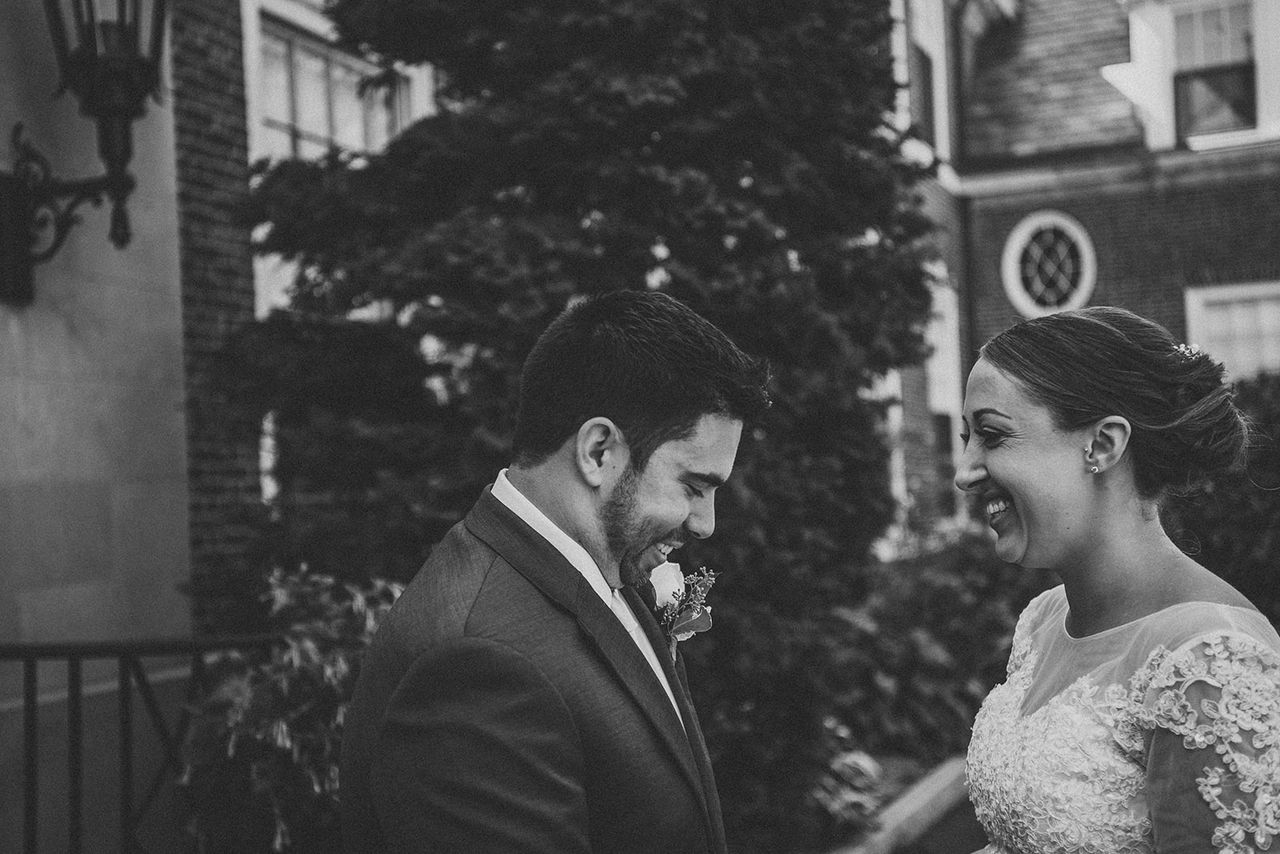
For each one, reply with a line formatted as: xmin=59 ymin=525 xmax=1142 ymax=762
xmin=1132 ymin=634 xmax=1280 ymax=854
xmin=967 ymin=630 xmax=1280 ymax=854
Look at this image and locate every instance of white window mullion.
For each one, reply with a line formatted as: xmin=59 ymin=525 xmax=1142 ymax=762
xmin=1255 ymin=0 xmax=1280 ymax=136
xmin=324 ymin=53 xmax=336 ymax=153
xmin=1186 ymin=281 xmax=1280 ymax=381
xmin=286 ymin=36 xmax=299 ymax=157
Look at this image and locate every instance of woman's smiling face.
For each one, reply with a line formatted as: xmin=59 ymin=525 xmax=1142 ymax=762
xmin=955 ymin=358 xmax=1093 ymax=569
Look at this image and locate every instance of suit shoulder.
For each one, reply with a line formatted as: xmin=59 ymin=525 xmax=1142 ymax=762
xmin=375 ymin=520 xmax=499 ymax=650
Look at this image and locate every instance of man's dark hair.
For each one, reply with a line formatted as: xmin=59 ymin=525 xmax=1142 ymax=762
xmin=513 ymin=290 xmax=771 ymax=471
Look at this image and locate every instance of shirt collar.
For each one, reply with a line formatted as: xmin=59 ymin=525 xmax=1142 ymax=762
xmin=491 ymin=468 xmax=615 ymax=605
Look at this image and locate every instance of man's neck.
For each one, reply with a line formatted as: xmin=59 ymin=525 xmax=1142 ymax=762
xmin=506 ymin=464 xmax=617 ymax=584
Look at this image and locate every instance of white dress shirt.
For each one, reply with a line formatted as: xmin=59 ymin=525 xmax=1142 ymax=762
xmin=491 ymin=469 xmax=682 ymax=720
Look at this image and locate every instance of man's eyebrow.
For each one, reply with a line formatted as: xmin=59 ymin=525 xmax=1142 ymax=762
xmin=973 ymin=407 xmax=1011 ymax=420
xmin=685 ymin=471 xmax=726 ymax=488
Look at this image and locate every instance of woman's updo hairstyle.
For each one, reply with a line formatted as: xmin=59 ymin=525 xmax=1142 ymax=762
xmin=980 ymin=306 xmax=1248 ymax=500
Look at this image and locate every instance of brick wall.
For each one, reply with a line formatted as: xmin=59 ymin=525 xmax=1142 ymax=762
xmin=171 ymin=0 xmax=262 ymax=631
xmin=899 ymin=178 xmax=967 ymax=522
xmin=899 ymin=363 xmax=957 ymax=524
xmin=964 ymin=171 xmax=1280 ymax=349
xmin=961 ymin=0 xmax=1141 ymax=162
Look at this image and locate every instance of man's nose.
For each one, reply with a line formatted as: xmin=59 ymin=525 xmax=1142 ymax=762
xmin=686 ymin=497 xmax=715 ymax=540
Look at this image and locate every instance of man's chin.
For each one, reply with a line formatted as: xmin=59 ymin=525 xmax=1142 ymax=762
xmin=620 ymin=549 xmax=667 ymax=587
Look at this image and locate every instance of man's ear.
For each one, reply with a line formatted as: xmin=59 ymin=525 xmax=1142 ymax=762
xmin=575 ymin=417 xmax=629 ymax=487
xmin=1085 ymin=416 xmax=1132 ymax=474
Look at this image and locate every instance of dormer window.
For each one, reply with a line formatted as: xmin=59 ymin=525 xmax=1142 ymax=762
xmin=1102 ymin=0 xmax=1278 ymax=151
xmin=1173 ymin=3 xmax=1255 ymax=140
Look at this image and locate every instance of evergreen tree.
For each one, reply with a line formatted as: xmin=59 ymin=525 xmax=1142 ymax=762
xmin=229 ymin=1 xmax=936 ymax=848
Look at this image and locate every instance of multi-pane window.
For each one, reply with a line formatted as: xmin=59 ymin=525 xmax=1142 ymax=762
xmin=1174 ymin=2 xmax=1255 ymax=141
xmin=1186 ymin=283 xmax=1280 ymax=381
xmin=259 ymin=20 xmax=408 ymax=160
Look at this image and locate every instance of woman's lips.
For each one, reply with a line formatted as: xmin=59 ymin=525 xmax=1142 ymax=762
xmin=985 ymin=497 xmax=1011 ymax=526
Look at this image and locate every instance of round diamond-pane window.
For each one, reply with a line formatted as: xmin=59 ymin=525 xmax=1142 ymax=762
xmin=1000 ymin=211 xmax=1096 ymax=318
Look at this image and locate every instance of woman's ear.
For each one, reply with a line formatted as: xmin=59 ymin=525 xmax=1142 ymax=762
xmin=1084 ymin=416 xmax=1132 ymax=475
xmin=574 ymin=417 xmax=629 ymax=487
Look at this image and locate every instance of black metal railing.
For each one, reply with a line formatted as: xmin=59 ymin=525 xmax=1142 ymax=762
xmin=0 ymin=634 xmax=280 ymax=854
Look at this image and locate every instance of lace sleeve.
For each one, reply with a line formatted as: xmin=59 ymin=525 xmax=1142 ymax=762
xmin=1138 ymin=634 xmax=1280 ymax=854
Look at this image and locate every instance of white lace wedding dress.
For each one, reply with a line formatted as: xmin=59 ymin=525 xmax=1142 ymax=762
xmin=966 ymin=586 xmax=1280 ymax=854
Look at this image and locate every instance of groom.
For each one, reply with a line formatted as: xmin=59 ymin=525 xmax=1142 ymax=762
xmin=340 ymin=289 xmax=770 ymax=853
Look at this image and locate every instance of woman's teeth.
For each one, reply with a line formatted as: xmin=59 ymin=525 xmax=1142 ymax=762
xmin=656 ymin=544 xmax=673 ymax=558
xmin=986 ymin=499 xmax=1010 ymax=518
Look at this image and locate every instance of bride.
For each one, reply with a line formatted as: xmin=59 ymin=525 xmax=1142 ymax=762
xmin=955 ymin=307 xmax=1279 ymax=853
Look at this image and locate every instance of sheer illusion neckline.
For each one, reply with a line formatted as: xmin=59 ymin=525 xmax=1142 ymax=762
xmin=1060 ymin=598 xmax=1262 ymax=642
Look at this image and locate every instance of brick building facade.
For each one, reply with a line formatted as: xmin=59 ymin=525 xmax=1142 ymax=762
xmin=0 ymin=1 xmax=259 ymax=845
xmin=172 ymin=0 xmax=263 ymax=630
xmin=0 ymin=0 xmax=262 ymax=650
xmin=894 ymin=0 xmax=1280 ymax=524
xmin=0 ymin=2 xmax=433 ymax=842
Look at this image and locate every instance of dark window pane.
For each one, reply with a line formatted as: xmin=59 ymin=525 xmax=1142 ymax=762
xmin=1175 ymin=62 xmax=1256 ymax=140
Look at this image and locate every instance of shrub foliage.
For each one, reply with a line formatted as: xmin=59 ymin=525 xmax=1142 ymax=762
xmin=182 ymin=570 xmax=402 ymax=853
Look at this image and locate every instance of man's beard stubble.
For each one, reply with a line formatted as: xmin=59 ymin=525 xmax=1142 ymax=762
xmin=600 ymin=463 xmax=647 ymax=588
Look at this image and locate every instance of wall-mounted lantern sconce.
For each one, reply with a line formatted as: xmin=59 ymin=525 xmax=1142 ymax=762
xmin=0 ymin=0 xmax=169 ymax=306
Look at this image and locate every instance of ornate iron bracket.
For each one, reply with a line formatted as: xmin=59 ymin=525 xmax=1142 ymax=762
xmin=1 ymin=124 xmax=135 ymax=306
xmin=13 ymin=123 xmax=134 ymax=261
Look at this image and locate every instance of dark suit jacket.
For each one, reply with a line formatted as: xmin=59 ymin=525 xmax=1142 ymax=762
xmin=340 ymin=487 xmax=727 ymax=853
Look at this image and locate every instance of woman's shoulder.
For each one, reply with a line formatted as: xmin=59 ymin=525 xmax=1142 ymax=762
xmin=1135 ymin=598 xmax=1280 ymax=656
xmin=1016 ymin=584 xmax=1068 ymax=629
xmin=1006 ymin=586 xmax=1067 ymax=657
xmin=1128 ymin=600 xmax=1280 ymax=701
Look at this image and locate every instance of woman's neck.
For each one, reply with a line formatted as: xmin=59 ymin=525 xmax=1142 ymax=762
xmin=1056 ymin=507 xmax=1190 ymax=637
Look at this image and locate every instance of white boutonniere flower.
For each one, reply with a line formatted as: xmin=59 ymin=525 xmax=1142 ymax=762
xmin=647 ymin=561 xmax=717 ymax=659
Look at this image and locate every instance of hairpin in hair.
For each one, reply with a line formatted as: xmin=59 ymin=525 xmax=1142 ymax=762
xmin=1174 ymin=342 xmax=1202 ymax=361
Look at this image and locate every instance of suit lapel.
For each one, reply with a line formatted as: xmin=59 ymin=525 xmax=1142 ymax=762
xmin=674 ymin=651 xmax=727 ymax=853
xmin=463 ymin=490 xmax=706 ymax=810
xmin=623 ymin=586 xmax=727 ymax=854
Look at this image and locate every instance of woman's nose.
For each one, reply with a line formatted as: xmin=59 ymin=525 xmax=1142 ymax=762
xmin=954 ymin=446 xmax=986 ymax=493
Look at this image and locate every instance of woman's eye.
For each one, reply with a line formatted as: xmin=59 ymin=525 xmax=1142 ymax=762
xmin=961 ymin=430 xmax=1004 ymax=448
xmin=977 ymin=430 xmax=1005 ymax=448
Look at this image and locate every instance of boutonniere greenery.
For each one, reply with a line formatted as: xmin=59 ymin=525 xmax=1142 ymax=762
xmin=648 ymin=562 xmax=717 ymax=659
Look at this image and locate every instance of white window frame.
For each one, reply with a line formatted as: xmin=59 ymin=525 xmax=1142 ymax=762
xmin=1185 ymin=280 xmax=1280 ymax=381
xmin=241 ymin=0 xmax=436 ymax=319
xmin=924 ymin=275 xmax=967 ymax=523
xmin=241 ymin=0 xmax=435 ymax=166
xmin=1102 ymin=0 xmax=1280 ymax=151
xmin=894 ymin=0 xmax=956 ymax=165
xmin=258 ymin=19 xmax=408 ymax=158
xmin=1000 ymin=210 xmax=1098 ymax=319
